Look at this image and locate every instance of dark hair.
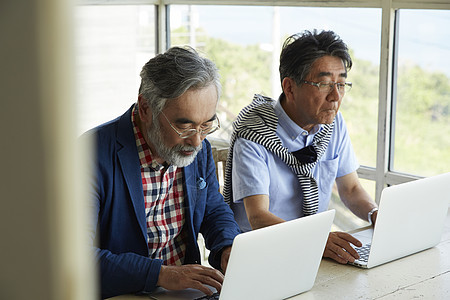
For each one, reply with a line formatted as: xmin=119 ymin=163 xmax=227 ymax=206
xmin=279 ymin=30 xmax=352 ymax=86
xmin=139 ymin=46 xmax=221 ymax=115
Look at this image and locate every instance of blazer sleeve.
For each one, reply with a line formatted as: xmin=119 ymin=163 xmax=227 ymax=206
xmin=83 ymin=125 xmax=163 ymax=299
xmin=90 ymin=196 xmax=163 ymax=299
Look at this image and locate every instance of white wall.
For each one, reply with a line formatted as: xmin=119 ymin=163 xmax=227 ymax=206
xmin=0 ymin=0 xmax=96 ymax=299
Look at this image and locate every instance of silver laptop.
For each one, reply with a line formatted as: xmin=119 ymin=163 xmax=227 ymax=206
xmin=148 ymin=209 xmax=335 ymax=300
xmin=351 ymin=172 xmax=450 ymax=269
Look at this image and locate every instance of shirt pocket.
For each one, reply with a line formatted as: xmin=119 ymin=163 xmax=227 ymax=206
xmin=315 ymin=156 xmax=339 ymax=194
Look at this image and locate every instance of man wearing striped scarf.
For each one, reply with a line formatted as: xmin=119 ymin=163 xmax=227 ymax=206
xmin=225 ymin=30 xmax=378 ymax=265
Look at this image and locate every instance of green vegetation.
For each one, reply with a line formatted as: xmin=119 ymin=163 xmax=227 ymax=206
xmin=395 ymin=65 xmax=450 ymax=175
xmin=171 ymin=27 xmax=271 ymax=116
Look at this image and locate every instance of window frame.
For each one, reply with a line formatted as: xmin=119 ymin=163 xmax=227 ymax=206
xmin=77 ymin=0 xmax=450 ymax=203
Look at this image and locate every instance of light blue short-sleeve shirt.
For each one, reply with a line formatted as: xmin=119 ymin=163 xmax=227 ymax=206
xmin=230 ymin=100 xmax=359 ymax=232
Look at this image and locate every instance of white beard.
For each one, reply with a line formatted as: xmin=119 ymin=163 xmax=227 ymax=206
xmin=146 ymin=118 xmax=202 ymax=167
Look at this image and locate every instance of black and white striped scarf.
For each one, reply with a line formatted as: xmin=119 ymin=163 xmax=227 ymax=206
xmin=223 ymin=94 xmax=334 ymax=216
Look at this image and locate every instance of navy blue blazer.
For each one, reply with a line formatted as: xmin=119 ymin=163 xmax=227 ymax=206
xmin=84 ymin=105 xmax=240 ymax=299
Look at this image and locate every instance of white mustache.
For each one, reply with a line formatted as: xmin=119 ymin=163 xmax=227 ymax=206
xmin=175 ymin=144 xmax=202 ymax=153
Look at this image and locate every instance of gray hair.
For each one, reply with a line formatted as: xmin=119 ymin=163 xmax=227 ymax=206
xmin=279 ymin=30 xmax=352 ymax=87
xmin=139 ymin=46 xmax=221 ymax=116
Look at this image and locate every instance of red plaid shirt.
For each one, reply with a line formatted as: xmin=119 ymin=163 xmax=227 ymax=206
xmin=132 ymin=106 xmax=186 ymax=266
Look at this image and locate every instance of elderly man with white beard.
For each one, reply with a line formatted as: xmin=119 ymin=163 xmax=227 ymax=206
xmin=83 ymin=47 xmax=240 ymax=299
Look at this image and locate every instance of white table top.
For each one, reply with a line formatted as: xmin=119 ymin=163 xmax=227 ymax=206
xmin=290 ymin=206 xmax=450 ymax=299
xmin=110 ymin=207 xmax=450 ymax=300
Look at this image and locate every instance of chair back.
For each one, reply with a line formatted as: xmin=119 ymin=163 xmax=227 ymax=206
xmin=211 ymin=145 xmax=229 ymax=193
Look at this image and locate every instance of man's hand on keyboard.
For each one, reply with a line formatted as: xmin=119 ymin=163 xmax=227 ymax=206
xmin=157 ymin=264 xmax=223 ymax=296
xmin=323 ymin=232 xmax=362 ymax=264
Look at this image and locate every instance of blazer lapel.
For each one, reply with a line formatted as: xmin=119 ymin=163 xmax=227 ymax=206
xmin=116 ymin=106 xmax=147 ymax=242
xmin=183 ymin=160 xmax=197 ymax=225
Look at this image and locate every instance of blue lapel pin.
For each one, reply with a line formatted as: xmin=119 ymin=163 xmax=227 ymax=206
xmin=197 ymin=177 xmax=206 ymax=189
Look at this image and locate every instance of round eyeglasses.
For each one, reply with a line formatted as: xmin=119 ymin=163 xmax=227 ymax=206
xmin=161 ymin=112 xmax=220 ymax=139
xmin=302 ymin=80 xmax=352 ymax=94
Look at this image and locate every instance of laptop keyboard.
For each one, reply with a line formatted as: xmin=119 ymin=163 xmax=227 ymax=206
xmin=194 ymin=292 xmax=220 ymax=300
xmin=355 ymin=243 xmax=372 ymax=263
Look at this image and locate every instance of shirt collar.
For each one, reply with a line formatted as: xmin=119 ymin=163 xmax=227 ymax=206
xmin=274 ymin=97 xmax=322 ymax=141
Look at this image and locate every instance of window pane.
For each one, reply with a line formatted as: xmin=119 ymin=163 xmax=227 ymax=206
xmin=329 ymin=178 xmax=375 ymax=231
xmin=170 ymin=5 xmax=380 ymax=168
xmin=75 ymin=5 xmax=155 ymax=135
xmin=393 ymin=10 xmax=450 ymax=176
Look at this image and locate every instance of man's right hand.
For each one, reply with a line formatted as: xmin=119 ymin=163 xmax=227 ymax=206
xmin=323 ymin=231 xmax=362 ymax=264
xmin=157 ymin=264 xmax=224 ymax=296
